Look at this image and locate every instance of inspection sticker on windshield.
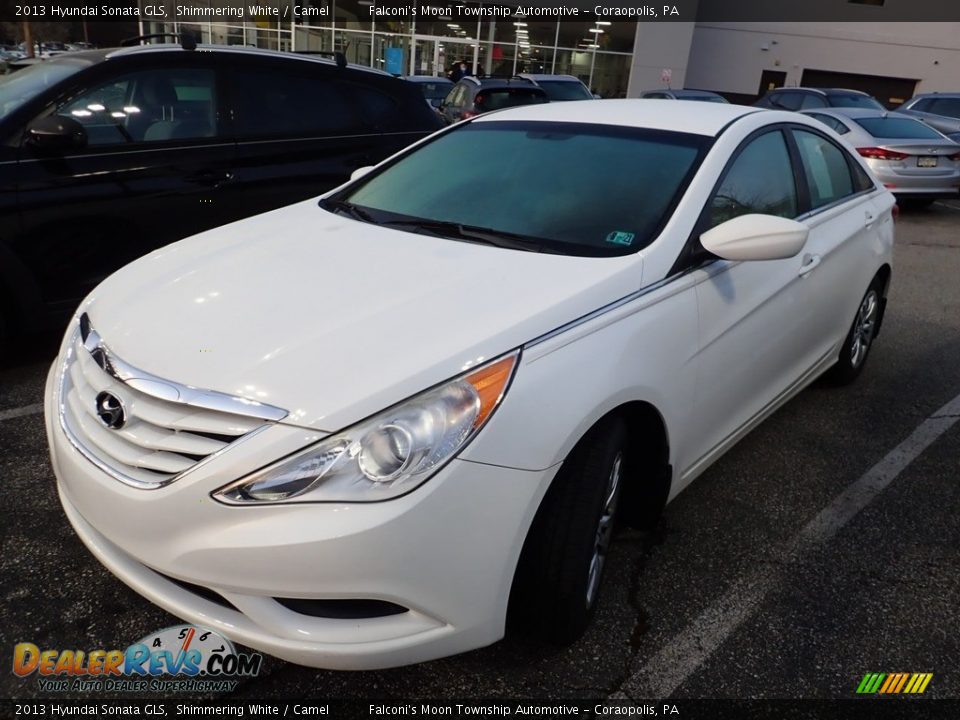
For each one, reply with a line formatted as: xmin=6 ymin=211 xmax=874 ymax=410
xmin=605 ymin=230 xmax=635 ymax=246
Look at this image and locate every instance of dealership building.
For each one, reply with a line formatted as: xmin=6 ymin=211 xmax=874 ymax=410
xmin=139 ymin=1 xmax=960 ymax=105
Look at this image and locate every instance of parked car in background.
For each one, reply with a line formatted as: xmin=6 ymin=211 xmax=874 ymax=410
xmin=0 ymin=39 xmax=441 ymax=340
xmin=46 ymin=100 xmax=894 ymax=670
xmin=897 ymin=92 xmax=960 ymax=138
xmin=517 ymin=73 xmax=594 ymax=101
xmin=404 ymin=75 xmax=454 ymax=109
xmin=439 ymin=76 xmax=548 ymax=124
xmin=756 ymin=87 xmax=884 ymax=111
xmin=640 ymin=88 xmax=728 ymax=103
xmin=801 ymin=108 xmax=960 ymax=205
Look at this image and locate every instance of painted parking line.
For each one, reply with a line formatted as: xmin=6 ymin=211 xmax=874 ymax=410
xmin=0 ymin=403 xmax=45 ymax=422
xmin=619 ymin=389 xmax=960 ymax=699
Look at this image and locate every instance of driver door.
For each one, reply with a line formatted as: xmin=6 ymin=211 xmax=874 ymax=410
xmin=12 ymin=53 xmax=235 ymax=314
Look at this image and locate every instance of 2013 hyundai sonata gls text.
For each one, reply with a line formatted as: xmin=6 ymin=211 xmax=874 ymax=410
xmin=46 ymin=100 xmax=895 ymax=670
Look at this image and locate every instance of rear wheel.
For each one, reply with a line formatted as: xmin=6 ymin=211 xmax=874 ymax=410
xmin=508 ymin=418 xmax=628 ymax=644
xmin=826 ymin=281 xmax=882 ymax=385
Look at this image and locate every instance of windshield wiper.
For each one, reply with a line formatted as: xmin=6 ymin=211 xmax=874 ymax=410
xmin=379 ymin=218 xmax=544 ymax=253
xmin=320 ymin=198 xmax=377 ymax=223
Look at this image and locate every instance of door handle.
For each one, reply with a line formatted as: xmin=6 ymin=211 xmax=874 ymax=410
xmin=798 ymin=253 xmax=821 ymax=277
xmin=864 ymin=210 xmax=876 ymax=226
xmin=186 ymin=170 xmax=234 ymax=186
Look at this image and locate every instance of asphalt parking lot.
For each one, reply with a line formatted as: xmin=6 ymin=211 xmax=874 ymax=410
xmin=2 ymin=200 xmax=959 ymax=703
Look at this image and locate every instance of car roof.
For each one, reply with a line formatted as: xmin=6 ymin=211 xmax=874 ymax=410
xmin=908 ymin=92 xmax=960 ymax=100
xmin=473 ymin=98 xmax=760 ymax=136
xmin=101 ymin=43 xmax=389 ymax=75
xmin=405 ymin=75 xmax=452 ymax=83
xmin=518 ymin=74 xmax=583 ymax=82
xmin=772 ymin=87 xmax=872 ymax=97
xmin=464 ymin=76 xmax=541 ymax=89
xmin=802 ymin=108 xmax=911 ymax=120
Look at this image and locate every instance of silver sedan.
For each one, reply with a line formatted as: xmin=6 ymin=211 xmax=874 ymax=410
xmin=801 ymin=108 xmax=960 ymax=202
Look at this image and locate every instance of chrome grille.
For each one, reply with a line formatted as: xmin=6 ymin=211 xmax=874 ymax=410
xmin=58 ymin=314 xmax=287 ymax=489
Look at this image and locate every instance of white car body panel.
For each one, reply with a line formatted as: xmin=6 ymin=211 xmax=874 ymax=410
xmin=46 ymin=100 xmax=895 ymax=669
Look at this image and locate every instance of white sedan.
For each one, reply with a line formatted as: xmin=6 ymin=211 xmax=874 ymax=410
xmin=46 ymin=100 xmax=894 ymax=670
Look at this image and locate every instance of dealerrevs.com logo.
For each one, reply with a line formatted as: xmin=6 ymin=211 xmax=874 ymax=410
xmin=13 ymin=625 xmax=262 ymax=693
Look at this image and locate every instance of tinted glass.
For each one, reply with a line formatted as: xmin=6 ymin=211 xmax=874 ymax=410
xmin=773 ymin=92 xmax=803 ymax=110
xmin=0 ymin=58 xmax=86 ymax=120
xmin=807 ymin=113 xmax=849 ymax=135
xmin=536 ymin=80 xmax=593 ymax=101
xmin=232 ymin=69 xmax=357 ymax=137
xmin=58 ymin=68 xmax=216 ymax=145
xmin=853 ymin=117 xmax=943 ymax=140
xmin=851 ymin=161 xmax=875 ymax=193
xmin=475 ymin=88 xmax=548 ymax=111
xmin=681 ymin=95 xmax=728 ymax=103
xmin=927 ymin=98 xmax=960 ymax=119
xmin=710 ymin=131 xmax=797 ymax=227
xmin=349 ymin=84 xmax=398 ymax=125
xmin=793 ymin=129 xmax=856 ymax=209
xmin=413 ymin=81 xmax=452 ymax=100
xmin=800 ymin=94 xmax=828 ymax=109
xmin=342 ymin=122 xmax=707 ymax=256
xmin=827 ymin=94 xmax=884 ymax=109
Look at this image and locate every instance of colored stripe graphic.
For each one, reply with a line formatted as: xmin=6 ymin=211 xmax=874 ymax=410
xmin=858 ymin=672 xmax=933 ymax=694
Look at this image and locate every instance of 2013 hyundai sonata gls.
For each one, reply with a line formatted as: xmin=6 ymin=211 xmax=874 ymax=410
xmin=46 ymin=100 xmax=894 ymax=670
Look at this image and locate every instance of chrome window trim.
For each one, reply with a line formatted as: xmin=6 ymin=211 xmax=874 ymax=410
xmin=77 ymin=313 xmax=287 ymax=422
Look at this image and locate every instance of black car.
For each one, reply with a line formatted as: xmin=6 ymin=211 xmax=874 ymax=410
xmin=755 ymin=87 xmax=884 ymax=111
xmin=0 ymin=39 xmax=442 ymax=339
xmin=438 ymin=76 xmax=548 ymax=124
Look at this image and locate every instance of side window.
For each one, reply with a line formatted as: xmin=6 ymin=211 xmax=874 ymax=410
xmin=57 ymin=68 xmax=217 ymax=145
xmin=347 ymin=84 xmax=399 ymax=127
xmin=800 ymin=94 xmax=828 ymax=109
xmin=644 ymin=92 xmax=669 ymax=99
xmin=909 ymin=98 xmax=932 ymax=112
xmin=231 ymin=68 xmax=359 ymax=138
xmin=807 ymin=113 xmax=849 ymax=135
xmin=793 ymin=129 xmax=856 ymax=209
xmin=774 ymin=92 xmax=803 ymax=110
xmin=709 ymin=130 xmax=798 ymax=228
xmin=929 ymin=97 xmax=960 ymax=119
xmin=850 ymin=160 xmax=876 ymax=193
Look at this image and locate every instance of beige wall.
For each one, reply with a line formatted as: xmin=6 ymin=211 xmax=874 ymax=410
xmin=686 ymin=22 xmax=960 ymax=98
xmin=626 ymin=21 xmax=698 ymax=97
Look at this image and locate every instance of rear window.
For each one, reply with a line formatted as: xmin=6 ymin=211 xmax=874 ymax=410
xmin=928 ymin=97 xmax=960 ymax=119
xmin=853 ymin=117 xmax=943 ymax=139
xmin=535 ymin=80 xmax=593 ymax=101
xmin=338 ymin=121 xmax=708 ymax=257
xmin=680 ymin=95 xmax=728 ymax=104
xmin=475 ymin=88 xmax=548 ymax=111
xmin=827 ymin=94 xmax=884 ymax=110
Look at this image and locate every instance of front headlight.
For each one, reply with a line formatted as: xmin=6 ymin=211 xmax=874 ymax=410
xmin=213 ymin=351 xmax=519 ymax=504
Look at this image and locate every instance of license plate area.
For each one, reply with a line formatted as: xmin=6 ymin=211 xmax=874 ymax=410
xmin=918 ymin=156 xmax=938 ymax=168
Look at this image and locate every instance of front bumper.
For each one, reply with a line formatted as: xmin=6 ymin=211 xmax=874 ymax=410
xmin=46 ymin=366 xmax=556 ymax=670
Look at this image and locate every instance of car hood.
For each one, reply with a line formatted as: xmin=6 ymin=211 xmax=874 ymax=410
xmin=79 ymin=199 xmax=644 ymax=432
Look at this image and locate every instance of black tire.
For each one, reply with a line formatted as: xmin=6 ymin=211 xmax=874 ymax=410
xmin=508 ymin=417 xmax=628 ymax=644
xmin=826 ymin=281 xmax=882 ymax=385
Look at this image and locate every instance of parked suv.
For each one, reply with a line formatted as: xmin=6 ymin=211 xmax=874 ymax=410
xmin=439 ymin=76 xmax=548 ymax=124
xmin=0 ymin=38 xmax=441 ymax=339
xmin=897 ymin=93 xmax=960 ymax=139
xmin=517 ymin=74 xmax=594 ymax=101
xmin=755 ymin=87 xmax=884 ymax=111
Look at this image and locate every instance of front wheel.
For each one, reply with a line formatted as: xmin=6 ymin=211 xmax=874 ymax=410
xmin=826 ymin=283 xmax=882 ymax=385
xmin=508 ymin=418 xmax=628 ymax=644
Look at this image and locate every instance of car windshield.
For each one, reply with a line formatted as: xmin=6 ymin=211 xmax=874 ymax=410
xmin=476 ymin=88 xmax=548 ymax=110
xmin=535 ymin=80 xmax=593 ymax=101
xmin=854 ymin=117 xmax=944 ymax=140
xmin=331 ymin=121 xmax=708 ymax=257
xmin=828 ymin=94 xmax=884 ymax=110
xmin=0 ymin=58 xmax=87 ymax=120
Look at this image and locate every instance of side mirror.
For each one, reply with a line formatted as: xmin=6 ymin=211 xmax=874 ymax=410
xmin=26 ymin=115 xmax=87 ymax=152
xmin=350 ymin=166 xmax=374 ymax=182
xmin=700 ymin=214 xmax=808 ymax=261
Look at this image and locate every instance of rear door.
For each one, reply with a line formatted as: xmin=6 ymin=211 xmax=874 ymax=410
xmin=13 ymin=52 xmax=235 ymax=314
xmin=787 ymin=125 xmax=892 ymax=359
